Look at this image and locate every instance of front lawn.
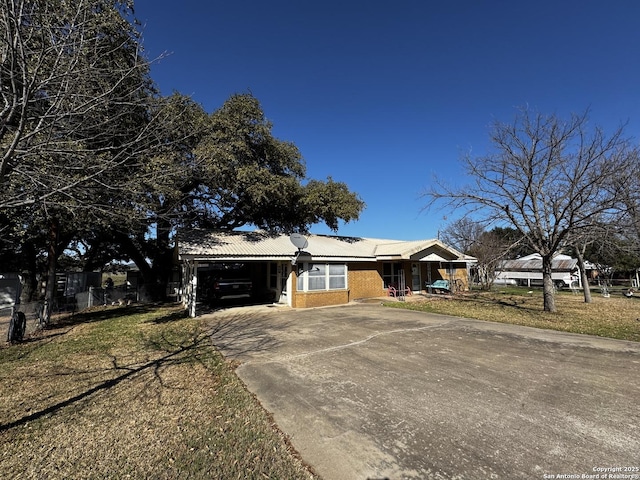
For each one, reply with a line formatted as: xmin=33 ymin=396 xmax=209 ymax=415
xmin=386 ymin=288 xmax=640 ymax=342
xmin=0 ymin=304 xmax=317 ymax=480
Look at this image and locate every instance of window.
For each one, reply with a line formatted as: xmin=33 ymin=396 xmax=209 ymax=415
xmin=269 ymin=262 xmax=278 ymax=289
xmin=308 ymin=264 xmax=326 ymax=290
xmin=382 ymin=262 xmax=403 ymax=288
xmin=297 ymin=263 xmax=347 ymax=291
xmin=329 ymin=264 xmax=346 ymax=289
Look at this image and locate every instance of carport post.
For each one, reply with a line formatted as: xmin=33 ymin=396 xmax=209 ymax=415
xmin=189 ymin=261 xmax=198 ymax=318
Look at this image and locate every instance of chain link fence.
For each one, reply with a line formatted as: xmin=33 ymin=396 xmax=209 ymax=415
xmin=2 ymin=283 xmax=145 ymax=342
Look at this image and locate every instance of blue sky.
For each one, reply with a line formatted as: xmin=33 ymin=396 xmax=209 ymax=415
xmin=133 ymin=0 xmax=640 ymax=240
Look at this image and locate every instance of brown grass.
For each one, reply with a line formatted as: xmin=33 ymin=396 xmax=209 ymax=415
xmin=2 ymin=289 xmax=637 ymax=479
xmin=0 ymin=304 xmax=317 ymax=479
xmin=387 ymin=288 xmax=640 ymax=342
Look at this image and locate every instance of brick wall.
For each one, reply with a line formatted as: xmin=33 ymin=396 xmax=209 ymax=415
xmin=290 ymin=262 xmax=386 ymax=308
xmin=292 ymin=289 xmax=349 ymax=308
xmin=348 ymin=262 xmax=385 ymax=299
xmin=421 ymin=263 xmax=469 ymax=291
xmin=290 ymin=261 xmax=468 ymax=307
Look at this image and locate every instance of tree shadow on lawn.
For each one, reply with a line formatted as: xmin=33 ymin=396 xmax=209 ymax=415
xmin=11 ymin=303 xmax=183 ymax=342
xmin=0 ymin=304 xmax=291 ymax=434
xmin=0 ymin=327 xmax=211 ymax=433
xmin=51 ymin=302 xmax=168 ymax=326
xmin=442 ymin=291 xmax=544 ymax=312
xmin=0 ymin=305 xmax=290 ymax=433
xmin=1 ymin=304 xmax=178 ymax=363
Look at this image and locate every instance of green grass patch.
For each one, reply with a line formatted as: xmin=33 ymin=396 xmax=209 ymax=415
xmin=0 ymin=304 xmax=317 ymax=480
xmin=385 ymin=289 xmax=640 ymax=342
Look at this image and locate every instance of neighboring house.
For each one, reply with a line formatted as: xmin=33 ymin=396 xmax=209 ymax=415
xmin=177 ymin=230 xmax=476 ymax=316
xmin=0 ymin=273 xmax=21 ymax=314
xmin=495 ymin=253 xmax=581 ymax=288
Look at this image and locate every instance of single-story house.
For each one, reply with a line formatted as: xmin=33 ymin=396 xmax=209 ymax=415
xmin=177 ymin=229 xmax=476 ymax=316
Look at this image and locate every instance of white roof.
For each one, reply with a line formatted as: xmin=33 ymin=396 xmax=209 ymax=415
xmin=498 ymin=252 xmax=578 ymax=272
xmin=177 ymin=230 xmax=474 ymax=263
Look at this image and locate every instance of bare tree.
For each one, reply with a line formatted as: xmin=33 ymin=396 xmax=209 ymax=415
xmin=425 ymin=109 xmax=635 ymax=312
xmin=441 ymin=218 xmax=525 ymax=290
xmin=0 ymin=0 xmax=189 ymax=324
xmin=0 ymin=0 xmax=163 ymax=210
xmin=439 ymin=217 xmax=485 ymax=254
xmin=617 ymin=152 xmax=640 ymax=248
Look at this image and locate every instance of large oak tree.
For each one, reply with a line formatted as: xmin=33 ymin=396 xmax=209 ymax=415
xmin=1 ymin=1 xmax=365 ymax=317
xmin=106 ymin=93 xmax=366 ymax=296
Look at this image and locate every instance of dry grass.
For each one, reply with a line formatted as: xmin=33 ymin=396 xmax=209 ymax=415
xmin=387 ymin=288 xmax=640 ymax=342
xmin=2 ymin=290 xmax=637 ymax=478
xmin=0 ymin=304 xmax=317 ymax=480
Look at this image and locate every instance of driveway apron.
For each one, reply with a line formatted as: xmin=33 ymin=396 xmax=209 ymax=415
xmin=205 ymin=303 xmax=640 ymax=480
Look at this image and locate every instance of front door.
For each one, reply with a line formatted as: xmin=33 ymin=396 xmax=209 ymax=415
xmin=411 ymin=263 xmax=421 ymax=292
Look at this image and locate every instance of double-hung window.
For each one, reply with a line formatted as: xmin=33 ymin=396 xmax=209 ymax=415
xmin=297 ymin=263 xmax=347 ymax=291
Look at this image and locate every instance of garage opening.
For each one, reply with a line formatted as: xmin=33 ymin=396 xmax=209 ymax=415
xmin=196 ymin=262 xmax=278 ymax=307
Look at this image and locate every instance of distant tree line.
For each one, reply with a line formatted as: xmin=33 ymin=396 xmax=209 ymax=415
xmin=440 ymin=219 xmax=640 ymax=294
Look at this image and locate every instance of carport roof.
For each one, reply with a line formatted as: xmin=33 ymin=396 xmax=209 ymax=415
xmin=499 ymin=253 xmax=578 ymax=272
xmin=177 ymin=229 xmax=474 ymax=263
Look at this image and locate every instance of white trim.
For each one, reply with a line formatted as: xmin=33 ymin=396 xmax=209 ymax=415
xmin=296 ymin=262 xmax=348 ymax=292
xmin=419 ymin=253 xmax=448 ymax=262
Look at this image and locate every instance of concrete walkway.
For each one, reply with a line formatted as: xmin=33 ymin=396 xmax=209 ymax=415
xmin=204 ymin=303 xmax=640 ymax=480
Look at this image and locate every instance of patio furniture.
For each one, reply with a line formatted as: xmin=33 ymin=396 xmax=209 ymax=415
xmin=426 ymin=279 xmax=450 ymax=294
xmin=388 ymin=285 xmax=412 ymax=297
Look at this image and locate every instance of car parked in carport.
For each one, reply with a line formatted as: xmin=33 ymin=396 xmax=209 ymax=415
xmin=199 ymin=263 xmax=253 ymax=302
xmin=211 ymin=276 xmax=253 ymax=300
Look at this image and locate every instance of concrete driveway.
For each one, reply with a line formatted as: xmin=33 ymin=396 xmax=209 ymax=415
xmin=204 ymin=303 xmax=640 ymax=480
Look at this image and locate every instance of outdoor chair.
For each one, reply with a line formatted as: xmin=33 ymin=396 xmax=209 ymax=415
xmin=388 ymin=285 xmax=412 ymax=297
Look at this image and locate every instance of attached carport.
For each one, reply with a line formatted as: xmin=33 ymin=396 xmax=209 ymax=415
xmin=180 ymin=258 xmax=293 ymax=317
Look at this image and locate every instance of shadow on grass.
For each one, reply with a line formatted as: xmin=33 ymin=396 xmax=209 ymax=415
xmin=0 ymin=304 xmax=292 ymax=433
xmin=50 ymin=303 xmax=164 ymax=327
xmin=0 ymin=307 xmax=161 ymax=361
xmin=457 ymin=292 xmax=544 ymax=312
xmin=11 ymin=303 xmax=185 ymax=341
xmin=148 ymin=307 xmax=190 ymax=324
xmin=0 ymin=329 xmax=209 ymax=433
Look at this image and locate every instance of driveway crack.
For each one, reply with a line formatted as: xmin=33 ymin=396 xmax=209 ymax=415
xmin=242 ymin=324 xmax=444 ymax=366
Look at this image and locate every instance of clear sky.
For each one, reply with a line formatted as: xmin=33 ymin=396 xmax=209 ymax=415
xmin=132 ymin=0 xmax=640 ymax=240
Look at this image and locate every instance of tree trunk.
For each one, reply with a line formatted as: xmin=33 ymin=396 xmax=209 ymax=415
xmin=152 ymin=218 xmax=173 ymax=301
xmin=42 ymin=218 xmax=60 ymax=326
xmin=19 ymin=241 xmax=38 ymax=304
xmin=574 ymin=247 xmax=592 ymax=304
xmin=112 ymin=231 xmax=167 ymax=300
xmin=113 ymin=231 xmax=154 ymax=279
xmin=541 ymin=254 xmax=557 ymax=312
